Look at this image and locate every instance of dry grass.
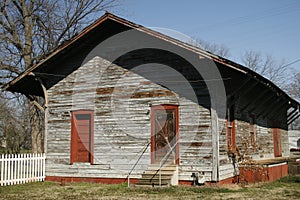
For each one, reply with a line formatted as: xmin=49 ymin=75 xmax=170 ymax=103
xmin=0 ymin=175 xmax=299 ymax=200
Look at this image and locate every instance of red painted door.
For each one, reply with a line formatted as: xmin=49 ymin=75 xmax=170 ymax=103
xmin=71 ymin=111 xmax=94 ymax=164
xmin=151 ymin=105 xmax=179 ymax=164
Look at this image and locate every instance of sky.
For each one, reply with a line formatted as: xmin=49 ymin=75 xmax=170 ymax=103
xmin=121 ymin=0 xmax=300 ymax=72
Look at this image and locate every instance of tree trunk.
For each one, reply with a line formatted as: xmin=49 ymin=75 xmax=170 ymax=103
xmin=29 ymin=102 xmax=43 ymax=153
xmin=22 ymin=3 xmax=43 ymax=153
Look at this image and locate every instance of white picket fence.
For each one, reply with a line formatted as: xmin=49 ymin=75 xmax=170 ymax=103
xmin=0 ymin=153 xmax=46 ymax=186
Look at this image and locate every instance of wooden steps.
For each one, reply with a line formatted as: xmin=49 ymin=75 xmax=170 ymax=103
xmin=135 ymin=164 xmax=178 ymax=187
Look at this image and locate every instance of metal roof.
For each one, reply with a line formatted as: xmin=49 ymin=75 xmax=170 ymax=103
xmin=2 ymin=12 xmax=300 ymax=121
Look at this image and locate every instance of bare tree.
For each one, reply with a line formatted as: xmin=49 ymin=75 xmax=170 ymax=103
xmin=190 ymin=38 xmax=230 ymax=58
xmin=0 ymin=0 xmax=122 ymax=153
xmin=191 ymin=40 xmax=291 ymax=90
xmin=287 ymin=72 xmax=300 ymax=130
xmin=288 ymin=72 xmax=300 ymax=101
xmin=241 ymin=50 xmax=290 ymax=88
xmin=242 ymin=51 xmax=300 ymax=129
xmin=0 ymin=94 xmax=30 ymax=153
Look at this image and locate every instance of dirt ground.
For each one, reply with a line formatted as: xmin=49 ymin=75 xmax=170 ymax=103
xmin=0 ymin=175 xmax=299 ymax=200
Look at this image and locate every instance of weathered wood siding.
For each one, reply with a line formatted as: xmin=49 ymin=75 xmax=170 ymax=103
xmin=46 ymin=54 xmax=290 ymax=183
xmin=218 ymin=94 xmax=289 ymax=181
xmin=235 ymin=96 xmax=289 ymax=159
xmin=46 ymin=56 xmax=213 ymax=181
xmin=289 ymin=130 xmax=300 ymax=150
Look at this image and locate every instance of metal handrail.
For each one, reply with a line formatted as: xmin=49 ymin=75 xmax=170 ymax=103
xmin=158 ymin=140 xmax=178 ymax=187
xmin=126 ymin=141 xmax=150 ymax=187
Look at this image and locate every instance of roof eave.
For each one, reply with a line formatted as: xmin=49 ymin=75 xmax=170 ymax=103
xmin=2 ymin=12 xmax=299 ymax=111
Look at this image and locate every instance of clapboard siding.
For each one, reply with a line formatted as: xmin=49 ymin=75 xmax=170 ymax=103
xmin=218 ymin=94 xmax=290 ymax=181
xmin=46 ymin=55 xmax=290 ymax=183
xmin=235 ymin=98 xmax=288 ymax=160
xmin=46 ymin=56 xmax=213 ymax=181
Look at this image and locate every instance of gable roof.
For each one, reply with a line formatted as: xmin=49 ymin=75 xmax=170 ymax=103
xmin=2 ymin=12 xmax=300 ymax=120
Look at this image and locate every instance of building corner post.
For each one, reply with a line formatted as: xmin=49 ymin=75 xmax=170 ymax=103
xmin=211 ymin=108 xmax=220 ymax=182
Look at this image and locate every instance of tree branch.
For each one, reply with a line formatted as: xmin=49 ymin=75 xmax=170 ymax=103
xmin=0 ymin=62 xmax=21 ymax=74
xmin=12 ymin=0 xmax=24 ymax=17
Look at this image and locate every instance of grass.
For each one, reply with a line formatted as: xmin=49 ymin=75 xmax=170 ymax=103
xmin=0 ymin=176 xmax=299 ymax=199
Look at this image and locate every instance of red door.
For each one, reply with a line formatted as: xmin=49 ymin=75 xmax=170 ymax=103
xmin=151 ymin=105 xmax=179 ymax=164
xmin=71 ymin=110 xmax=94 ymax=164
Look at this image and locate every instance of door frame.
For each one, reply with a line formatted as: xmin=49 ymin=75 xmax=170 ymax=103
xmin=150 ymin=104 xmax=179 ymax=165
xmin=70 ymin=110 xmax=94 ymax=164
xmin=226 ymin=105 xmax=236 ymax=152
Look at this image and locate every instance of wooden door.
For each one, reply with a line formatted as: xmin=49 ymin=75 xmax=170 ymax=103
xmin=71 ymin=110 xmax=94 ymax=164
xmin=151 ymin=105 xmax=179 ymax=164
xmin=272 ymin=127 xmax=282 ymax=157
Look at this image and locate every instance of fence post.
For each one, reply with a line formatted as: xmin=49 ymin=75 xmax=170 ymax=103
xmin=3 ymin=154 xmax=6 ymax=186
xmin=37 ymin=153 xmax=40 ymax=182
xmin=13 ymin=154 xmax=16 ymax=185
xmin=26 ymin=154 xmax=29 ymax=183
xmin=43 ymin=153 xmax=46 ymax=181
xmin=36 ymin=154 xmax=38 ymax=182
xmin=8 ymin=154 xmax=11 ymax=186
xmin=1 ymin=154 xmax=3 ymax=186
xmin=33 ymin=153 xmax=36 ymax=182
xmin=20 ymin=154 xmax=24 ymax=184
xmin=16 ymin=154 xmax=19 ymax=184
xmin=36 ymin=153 xmax=38 ymax=181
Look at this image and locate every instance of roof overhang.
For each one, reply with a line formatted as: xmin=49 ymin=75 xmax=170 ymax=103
xmin=2 ymin=12 xmax=300 ymax=122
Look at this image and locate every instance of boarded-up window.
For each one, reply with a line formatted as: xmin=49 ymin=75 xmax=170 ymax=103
xmin=249 ymin=114 xmax=256 ymax=146
xmin=226 ymin=106 xmax=236 ymax=151
xmin=272 ymin=126 xmax=282 ymax=157
xmin=70 ymin=110 xmax=94 ymax=164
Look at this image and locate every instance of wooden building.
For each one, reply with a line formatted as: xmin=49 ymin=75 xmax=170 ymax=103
xmin=3 ymin=13 xmax=300 ymax=186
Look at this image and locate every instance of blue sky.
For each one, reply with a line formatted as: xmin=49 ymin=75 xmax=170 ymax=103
xmin=122 ymin=0 xmax=300 ymax=72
